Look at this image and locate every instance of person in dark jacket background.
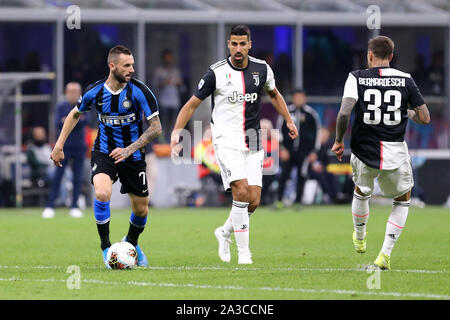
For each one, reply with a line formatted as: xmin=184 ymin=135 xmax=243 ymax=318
xmin=42 ymin=82 xmax=89 ymax=218
xmin=275 ymin=88 xmax=321 ymax=209
xmin=308 ymin=127 xmax=338 ymax=203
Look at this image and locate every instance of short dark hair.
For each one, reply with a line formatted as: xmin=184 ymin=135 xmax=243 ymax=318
xmin=368 ymin=36 xmax=394 ymax=60
xmin=161 ymin=48 xmax=173 ymax=58
xmin=293 ymin=87 xmax=306 ymax=95
xmin=230 ymin=25 xmax=251 ymax=40
xmin=108 ymin=45 xmax=132 ymax=63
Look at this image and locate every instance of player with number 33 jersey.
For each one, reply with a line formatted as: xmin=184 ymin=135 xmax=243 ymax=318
xmin=332 ymin=36 xmax=430 ymax=270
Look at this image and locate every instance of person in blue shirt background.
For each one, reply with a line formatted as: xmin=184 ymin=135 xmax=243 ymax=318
xmin=42 ymin=82 xmax=89 ymax=218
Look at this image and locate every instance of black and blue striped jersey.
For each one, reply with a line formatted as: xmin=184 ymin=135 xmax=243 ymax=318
xmin=76 ymin=77 xmax=159 ymax=162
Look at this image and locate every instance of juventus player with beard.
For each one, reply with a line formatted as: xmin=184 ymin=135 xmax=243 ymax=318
xmin=332 ymin=36 xmax=430 ymax=270
xmin=170 ymin=25 xmax=298 ymax=264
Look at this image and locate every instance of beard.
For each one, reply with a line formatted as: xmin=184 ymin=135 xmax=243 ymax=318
xmin=113 ymin=69 xmax=130 ymax=83
xmin=232 ymin=53 xmax=245 ymax=66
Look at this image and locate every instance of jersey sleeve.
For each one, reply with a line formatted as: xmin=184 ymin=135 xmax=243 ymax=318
xmin=193 ymin=69 xmax=215 ymax=100
xmin=134 ymin=81 xmax=159 ymax=120
xmin=76 ymin=93 xmax=93 ymax=113
xmin=406 ymin=77 xmax=425 ymax=109
xmin=264 ymin=63 xmax=276 ymax=91
xmin=342 ymin=72 xmax=359 ymax=101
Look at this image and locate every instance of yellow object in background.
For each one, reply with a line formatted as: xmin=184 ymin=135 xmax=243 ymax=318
xmin=326 ymin=163 xmax=352 ymax=175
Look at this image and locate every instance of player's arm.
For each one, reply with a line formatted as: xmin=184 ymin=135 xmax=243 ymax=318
xmin=110 ymin=115 xmax=162 ymax=164
xmin=170 ymin=96 xmax=203 ymax=155
xmin=331 ymin=97 xmax=357 ymax=162
xmin=406 ymin=77 xmax=430 ymax=125
xmin=332 ymin=72 xmax=358 ymax=162
xmin=170 ymin=68 xmax=214 ymax=155
xmin=50 ymin=107 xmax=82 ymax=167
xmin=266 ymin=87 xmax=298 ymax=140
xmin=407 ymin=104 xmax=430 ymax=125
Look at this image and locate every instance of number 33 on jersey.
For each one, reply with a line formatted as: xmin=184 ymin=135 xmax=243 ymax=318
xmin=343 ymin=67 xmax=425 ymax=170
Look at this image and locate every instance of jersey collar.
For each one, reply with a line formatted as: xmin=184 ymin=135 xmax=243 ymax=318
xmin=104 ymin=82 xmax=127 ymax=95
xmin=227 ymin=56 xmax=250 ymax=71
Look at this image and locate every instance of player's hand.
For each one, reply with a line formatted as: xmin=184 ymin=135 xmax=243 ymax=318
xmin=286 ymin=121 xmax=298 ymax=140
xmin=110 ymin=147 xmax=131 ymax=164
xmin=279 ymin=148 xmax=290 ymax=162
xmin=331 ymin=141 xmax=345 ymax=162
xmin=170 ymin=131 xmax=183 ymax=158
xmin=50 ymin=147 xmax=64 ymax=167
xmin=308 ymin=152 xmax=318 ymax=163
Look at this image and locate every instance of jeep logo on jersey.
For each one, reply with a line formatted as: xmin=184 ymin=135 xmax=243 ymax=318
xmin=228 ymin=91 xmax=258 ymax=104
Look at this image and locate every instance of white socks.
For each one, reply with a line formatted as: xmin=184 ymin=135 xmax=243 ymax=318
xmin=228 ymin=200 xmax=250 ymax=253
xmin=352 ymin=192 xmax=410 ymax=257
xmin=352 ymin=192 xmax=370 ymax=240
xmin=381 ymin=200 xmax=409 ymax=256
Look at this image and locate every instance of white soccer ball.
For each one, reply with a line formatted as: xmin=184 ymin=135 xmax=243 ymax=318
xmin=106 ymin=241 xmax=138 ymax=270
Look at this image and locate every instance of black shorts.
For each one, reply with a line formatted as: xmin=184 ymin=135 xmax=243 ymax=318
xmin=91 ymin=151 xmax=149 ymax=197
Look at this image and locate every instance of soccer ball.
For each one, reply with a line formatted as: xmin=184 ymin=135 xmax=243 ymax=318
xmin=106 ymin=241 xmax=138 ymax=270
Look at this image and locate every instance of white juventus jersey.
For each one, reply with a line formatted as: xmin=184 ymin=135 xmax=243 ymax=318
xmin=194 ymin=56 xmax=275 ymax=151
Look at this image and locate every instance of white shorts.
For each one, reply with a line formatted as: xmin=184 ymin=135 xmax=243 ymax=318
xmin=351 ymin=153 xmax=414 ymax=198
xmin=213 ymin=144 xmax=264 ymax=191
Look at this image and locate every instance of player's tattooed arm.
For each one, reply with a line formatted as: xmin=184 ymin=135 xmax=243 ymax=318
xmin=407 ymin=104 xmax=430 ymax=125
xmin=335 ymin=97 xmax=357 ymax=143
xmin=126 ymin=115 xmax=162 ymax=155
xmin=110 ymin=115 xmax=162 ymax=164
xmin=331 ymin=97 xmax=356 ymax=162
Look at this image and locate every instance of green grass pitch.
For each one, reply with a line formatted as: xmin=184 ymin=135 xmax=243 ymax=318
xmin=0 ymin=205 xmax=448 ymax=300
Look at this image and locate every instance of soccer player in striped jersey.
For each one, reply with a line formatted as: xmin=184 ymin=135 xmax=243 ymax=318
xmin=50 ymin=45 xmax=162 ymax=268
xmin=170 ymin=25 xmax=298 ymax=264
xmin=332 ymin=36 xmax=430 ymax=270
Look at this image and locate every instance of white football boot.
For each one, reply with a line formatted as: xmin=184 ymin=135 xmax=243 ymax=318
xmin=42 ymin=207 xmax=55 ymax=219
xmin=69 ymin=208 xmax=84 ymax=218
xmin=214 ymin=227 xmax=231 ymax=262
xmin=238 ymin=250 xmax=253 ymax=264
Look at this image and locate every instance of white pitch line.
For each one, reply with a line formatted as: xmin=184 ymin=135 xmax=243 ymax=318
xmin=0 ymin=265 xmax=449 ymax=274
xmin=0 ymin=277 xmax=449 ymax=300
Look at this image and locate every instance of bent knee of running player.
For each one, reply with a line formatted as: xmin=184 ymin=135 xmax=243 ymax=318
xmin=354 ymin=186 xmax=371 ymax=197
xmin=394 ymin=190 xmax=411 ymax=202
xmin=248 ymin=186 xmax=261 ymax=214
xmin=93 ymin=173 xmax=113 ymax=202
xmin=230 ymin=179 xmax=250 ymax=203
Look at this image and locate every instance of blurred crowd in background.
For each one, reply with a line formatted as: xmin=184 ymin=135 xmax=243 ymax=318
xmin=0 ymin=23 xmax=448 ymax=209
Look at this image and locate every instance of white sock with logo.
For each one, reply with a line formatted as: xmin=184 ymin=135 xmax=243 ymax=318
xmin=352 ymin=192 xmax=370 ymax=240
xmin=231 ymin=200 xmax=250 ymax=253
xmin=381 ymin=200 xmax=409 ymax=256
